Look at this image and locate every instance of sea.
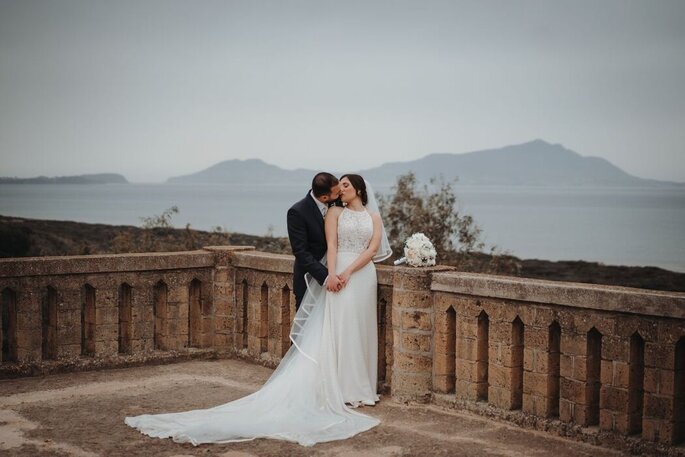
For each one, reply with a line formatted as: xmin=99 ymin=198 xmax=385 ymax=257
xmin=1 ymin=183 xmax=684 ymax=273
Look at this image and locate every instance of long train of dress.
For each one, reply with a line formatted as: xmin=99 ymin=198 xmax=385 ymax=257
xmin=124 ymin=249 xmax=380 ymax=446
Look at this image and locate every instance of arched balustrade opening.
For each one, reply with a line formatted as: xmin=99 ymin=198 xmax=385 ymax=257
xmin=259 ymin=282 xmax=268 ymax=353
xmin=586 ymin=327 xmax=603 ymax=426
xmin=547 ymin=321 xmax=561 ymax=418
xmin=477 ymin=310 xmax=489 ymax=402
xmin=511 ymin=316 xmax=524 ymax=410
xmin=1 ymin=288 xmax=17 ymax=363
xmin=241 ymin=279 xmax=248 ymax=349
xmin=628 ymin=332 xmax=645 ymax=435
xmin=281 ymin=285 xmax=291 ymax=356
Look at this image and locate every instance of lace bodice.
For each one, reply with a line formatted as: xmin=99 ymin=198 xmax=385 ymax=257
xmin=337 ymin=207 xmax=373 ymax=254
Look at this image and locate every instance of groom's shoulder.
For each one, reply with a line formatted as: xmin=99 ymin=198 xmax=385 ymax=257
xmin=288 ymin=193 xmax=310 ymax=214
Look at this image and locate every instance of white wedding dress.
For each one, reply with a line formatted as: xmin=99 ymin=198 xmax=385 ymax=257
xmin=125 ymin=206 xmax=386 ymax=446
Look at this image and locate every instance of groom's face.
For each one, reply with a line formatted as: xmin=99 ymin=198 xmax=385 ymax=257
xmin=319 ymin=184 xmax=341 ymax=203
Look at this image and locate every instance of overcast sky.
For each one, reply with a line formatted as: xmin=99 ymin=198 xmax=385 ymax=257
xmin=1 ymin=0 xmax=684 ymax=183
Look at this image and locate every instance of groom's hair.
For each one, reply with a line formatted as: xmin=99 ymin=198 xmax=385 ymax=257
xmin=311 ymin=172 xmax=339 ymax=198
xmin=340 ymin=174 xmax=368 ymax=205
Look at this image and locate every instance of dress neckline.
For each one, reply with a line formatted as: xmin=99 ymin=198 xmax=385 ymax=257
xmin=344 ymin=206 xmax=367 ymax=214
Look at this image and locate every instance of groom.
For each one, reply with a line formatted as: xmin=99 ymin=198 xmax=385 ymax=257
xmin=287 ymin=172 xmax=343 ymax=310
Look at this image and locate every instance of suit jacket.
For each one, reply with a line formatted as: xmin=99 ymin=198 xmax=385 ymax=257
xmin=287 ymin=192 xmax=329 ymax=307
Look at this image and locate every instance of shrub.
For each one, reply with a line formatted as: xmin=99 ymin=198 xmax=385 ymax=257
xmin=378 ymin=172 xmax=520 ymax=275
xmin=379 ymin=172 xmax=483 ymax=258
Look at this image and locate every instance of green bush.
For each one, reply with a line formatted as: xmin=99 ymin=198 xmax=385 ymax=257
xmin=378 ymin=172 xmax=519 ymax=275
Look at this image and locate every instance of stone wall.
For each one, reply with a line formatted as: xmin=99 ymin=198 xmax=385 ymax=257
xmin=1 ymin=247 xmax=684 ymax=449
xmin=422 ymin=271 xmax=685 ymax=447
xmin=0 ymin=246 xmax=394 ymax=386
xmin=0 ymin=251 xmax=216 ymax=364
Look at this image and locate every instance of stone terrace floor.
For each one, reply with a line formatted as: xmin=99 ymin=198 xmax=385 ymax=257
xmin=0 ymin=359 xmax=630 ymax=457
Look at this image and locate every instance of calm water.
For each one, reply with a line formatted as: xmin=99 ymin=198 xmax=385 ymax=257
xmin=1 ymin=183 xmax=684 ymax=272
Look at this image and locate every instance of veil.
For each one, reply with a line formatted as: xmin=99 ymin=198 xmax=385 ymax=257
xmin=125 ymin=179 xmax=388 ymax=446
xmin=364 ymin=180 xmax=392 ymax=263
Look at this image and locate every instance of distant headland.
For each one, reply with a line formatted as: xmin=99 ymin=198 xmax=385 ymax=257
xmin=0 ymin=173 xmax=128 ymax=184
xmin=167 ymin=140 xmax=684 ymax=187
xmin=4 ymin=140 xmax=684 ymax=187
xmin=1 ymin=214 xmax=683 ymax=292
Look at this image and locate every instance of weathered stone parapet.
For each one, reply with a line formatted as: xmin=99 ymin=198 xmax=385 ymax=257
xmin=229 ymin=250 xmax=295 ymax=361
xmin=232 ymin=250 xmax=294 ymax=273
xmin=2 ymin=248 xmax=685 ymax=451
xmin=0 ymin=251 xmax=215 ymax=373
xmin=431 ymin=271 xmax=685 ymax=318
xmin=430 ymin=270 xmax=685 ymax=446
xmin=0 ymin=251 xmax=215 ymax=277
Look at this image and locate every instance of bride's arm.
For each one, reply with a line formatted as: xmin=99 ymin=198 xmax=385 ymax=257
xmin=325 ymin=207 xmax=344 ymax=292
xmin=339 ymin=212 xmax=382 ymax=284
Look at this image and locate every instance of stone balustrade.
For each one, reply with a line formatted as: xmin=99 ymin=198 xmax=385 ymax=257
xmin=1 ymin=246 xmax=683 ymax=449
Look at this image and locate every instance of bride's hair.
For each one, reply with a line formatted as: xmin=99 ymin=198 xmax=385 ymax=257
xmin=340 ymin=174 xmax=367 ymax=205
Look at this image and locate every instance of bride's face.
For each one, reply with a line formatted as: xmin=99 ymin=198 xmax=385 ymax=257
xmin=339 ymin=177 xmax=358 ymax=204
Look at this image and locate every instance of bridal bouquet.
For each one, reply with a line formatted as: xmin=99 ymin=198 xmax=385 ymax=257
xmin=393 ymin=233 xmax=437 ymax=267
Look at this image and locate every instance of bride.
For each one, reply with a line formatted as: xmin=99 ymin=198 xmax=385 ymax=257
xmin=125 ymin=174 xmax=392 ymax=446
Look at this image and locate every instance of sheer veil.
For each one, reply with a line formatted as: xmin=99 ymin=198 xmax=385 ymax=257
xmin=364 ymin=180 xmax=392 ymax=262
xmin=125 ymin=179 xmax=389 ymax=446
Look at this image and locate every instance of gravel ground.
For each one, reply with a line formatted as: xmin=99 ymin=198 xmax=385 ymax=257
xmin=0 ymin=359 xmax=628 ymax=457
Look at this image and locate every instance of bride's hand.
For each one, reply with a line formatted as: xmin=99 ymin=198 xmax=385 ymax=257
xmin=338 ymin=270 xmax=351 ymax=288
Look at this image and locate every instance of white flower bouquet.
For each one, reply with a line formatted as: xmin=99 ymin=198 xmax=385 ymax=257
xmin=393 ymin=233 xmax=437 ymax=267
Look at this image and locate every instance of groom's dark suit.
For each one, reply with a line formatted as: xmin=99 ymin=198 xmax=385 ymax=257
xmin=287 ymin=191 xmax=330 ymax=309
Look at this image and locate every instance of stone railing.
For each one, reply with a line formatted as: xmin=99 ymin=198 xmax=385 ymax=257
xmin=1 ymin=247 xmax=683 ymax=450
xmin=402 ymin=268 xmax=685 ymax=448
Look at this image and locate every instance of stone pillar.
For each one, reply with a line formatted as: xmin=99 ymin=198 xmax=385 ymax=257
xmin=559 ymin=330 xmax=590 ymax=425
xmin=522 ymin=324 xmax=553 ymax=416
xmin=16 ymin=284 xmax=41 ymax=362
xmin=94 ymin=278 xmax=119 ymax=356
xmin=450 ymin=304 xmax=485 ymax=402
xmin=598 ymin=335 xmax=631 ymax=432
xmin=131 ymin=279 xmax=154 ymax=353
xmin=391 ymin=265 xmax=452 ymax=403
xmin=488 ymin=319 xmax=518 ymax=410
xmin=203 ymin=246 xmax=255 ymax=351
xmin=59 ymin=284 xmax=86 ymax=357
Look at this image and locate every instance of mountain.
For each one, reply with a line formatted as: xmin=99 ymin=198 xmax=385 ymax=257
xmin=166 ymin=140 xmax=682 ymax=187
xmin=167 ymin=159 xmax=316 ymax=184
xmin=360 ymin=140 xmax=682 ymax=187
xmin=0 ymin=173 xmax=128 ymax=184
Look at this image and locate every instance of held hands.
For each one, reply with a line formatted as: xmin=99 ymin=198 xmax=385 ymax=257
xmin=325 ymin=270 xmax=351 ymax=293
xmin=326 ymin=275 xmax=343 ymax=292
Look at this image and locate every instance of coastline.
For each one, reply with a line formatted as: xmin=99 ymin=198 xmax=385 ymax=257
xmin=1 ymin=214 xmax=683 ymax=293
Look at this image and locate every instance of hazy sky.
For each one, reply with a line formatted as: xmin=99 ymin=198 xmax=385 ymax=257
xmin=1 ymin=0 xmax=684 ymax=183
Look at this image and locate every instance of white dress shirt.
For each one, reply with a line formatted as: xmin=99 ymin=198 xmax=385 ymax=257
xmin=310 ymin=190 xmax=328 ymax=218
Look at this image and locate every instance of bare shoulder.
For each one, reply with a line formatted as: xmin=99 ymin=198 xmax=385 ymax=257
xmin=326 ymin=206 xmax=344 ymax=219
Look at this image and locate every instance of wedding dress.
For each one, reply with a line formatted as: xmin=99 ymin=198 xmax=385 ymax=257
xmin=125 ymin=196 xmax=392 ymax=446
